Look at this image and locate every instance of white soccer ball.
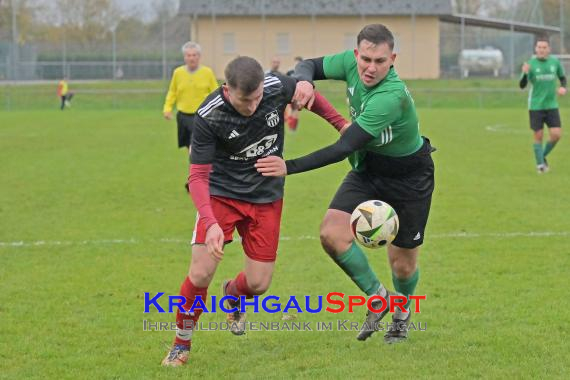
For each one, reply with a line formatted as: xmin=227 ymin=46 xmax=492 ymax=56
xmin=350 ymin=200 xmax=399 ymax=249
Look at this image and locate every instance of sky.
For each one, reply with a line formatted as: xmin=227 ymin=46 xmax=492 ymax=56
xmin=116 ymin=0 xmax=180 ymax=21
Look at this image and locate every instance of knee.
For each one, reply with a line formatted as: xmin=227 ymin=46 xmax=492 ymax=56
xmin=320 ymin=226 xmax=343 ymax=256
xmin=391 ymin=258 xmax=417 ymax=279
xmin=189 ymin=269 xmax=213 ymax=288
xmin=247 ymin=276 xmax=272 ymax=295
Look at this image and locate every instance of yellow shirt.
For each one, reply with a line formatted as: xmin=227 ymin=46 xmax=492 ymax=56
xmin=58 ymin=80 xmax=68 ymax=96
xmin=163 ymin=65 xmax=218 ymax=114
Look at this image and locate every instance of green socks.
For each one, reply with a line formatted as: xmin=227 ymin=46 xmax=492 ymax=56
xmin=392 ymin=269 xmax=419 ymax=310
xmin=334 ymin=242 xmax=381 ymax=296
xmin=543 ymin=141 xmax=557 ymax=158
xmin=533 ymin=143 xmax=544 ymax=165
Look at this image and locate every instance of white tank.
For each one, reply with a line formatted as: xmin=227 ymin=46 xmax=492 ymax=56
xmin=459 ymin=48 xmax=504 ymax=77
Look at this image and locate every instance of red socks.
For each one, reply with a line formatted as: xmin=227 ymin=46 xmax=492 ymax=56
xmin=175 ymin=277 xmax=208 ymax=346
xmin=287 ymin=116 xmax=298 ymax=131
xmin=225 ymin=271 xmax=256 ymax=301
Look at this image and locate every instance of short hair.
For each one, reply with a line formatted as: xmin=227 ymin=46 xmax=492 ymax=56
xmin=535 ymin=36 xmax=550 ymax=46
xmin=181 ymin=41 xmax=201 ymax=54
xmin=357 ymin=24 xmax=395 ymax=50
xmin=225 ymin=56 xmax=265 ymax=94
xmin=294 ymin=56 xmax=303 ymax=62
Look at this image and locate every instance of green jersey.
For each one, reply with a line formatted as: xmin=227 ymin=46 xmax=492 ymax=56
xmin=523 ymin=56 xmax=565 ymax=110
xmin=323 ymin=50 xmax=423 ymax=171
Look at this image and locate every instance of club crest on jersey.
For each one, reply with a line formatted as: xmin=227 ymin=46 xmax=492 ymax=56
xmin=265 ymin=110 xmax=279 ymax=127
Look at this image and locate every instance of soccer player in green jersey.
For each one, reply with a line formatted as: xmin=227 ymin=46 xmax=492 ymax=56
xmin=255 ymin=24 xmax=435 ymax=344
xmin=519 ymin=37 xmax=567 ymax=173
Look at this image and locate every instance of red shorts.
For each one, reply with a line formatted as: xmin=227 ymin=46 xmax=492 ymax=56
xmin=191 ymin=196 xmax=283 ymax=262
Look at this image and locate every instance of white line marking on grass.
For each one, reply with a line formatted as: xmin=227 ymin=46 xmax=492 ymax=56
xmin=1 ymin=231 xmax=568 ymax=248
xmin=485 ymin=124 xmax=527 ymax=134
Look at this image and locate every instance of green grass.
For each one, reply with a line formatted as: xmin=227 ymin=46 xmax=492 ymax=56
xmin=2 ymin=78 xmax=569 ymax=110
xmin=1 ymin=90 xmax=570 ymax=379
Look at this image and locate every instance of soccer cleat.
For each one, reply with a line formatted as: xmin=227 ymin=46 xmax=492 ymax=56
xmin=384 ymin=309 xmax=411 ymax=344
xmin=543 ymin=157 xmax=550 ymax=172
xmin=356 ymin=287 xmax=395 ymax=341
xmin=537 ymin=164 xmax=547 ymax=174
xmin=222 ymin=280 xmax=247 ymax=336
xmin=161 ymin=343 xmax=190 ymax=367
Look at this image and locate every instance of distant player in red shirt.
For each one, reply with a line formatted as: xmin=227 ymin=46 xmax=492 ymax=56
xmin=161 ymin=56 xmax=348 ymax=367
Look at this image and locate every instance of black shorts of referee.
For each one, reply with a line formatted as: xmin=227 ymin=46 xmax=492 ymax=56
xmin=177 ymin=111 xmax=196 ymax=148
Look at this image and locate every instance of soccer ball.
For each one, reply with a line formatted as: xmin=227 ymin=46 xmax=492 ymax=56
xmin=350 ymin=200 xmax=399 ymax=249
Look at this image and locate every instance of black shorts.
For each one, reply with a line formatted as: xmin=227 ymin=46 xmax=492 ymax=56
xmin=329 ymin=138 xmax=435 ymax=249
xmin=177 ymin=112 xmax=196 ymax=148
xmin=529 ymin=109 xmax=561 ymax=131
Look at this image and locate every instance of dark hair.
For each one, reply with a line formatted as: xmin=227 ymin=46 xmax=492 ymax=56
xmin=357 ymin=24 xmax=394 ymax=50
xmin=294 ymin=56 xmax=303 ymax=62
xmin=224 ymin=56 xmax=264 ymax=94
xmin=535 ymin=36 xmax=550 ymax=46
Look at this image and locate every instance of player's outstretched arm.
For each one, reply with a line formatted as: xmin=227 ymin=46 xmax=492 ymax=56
xmin=293 ymin=58 xmax=326 ymax=109
xmin=309 ymin=91 xmax=349 ymax=132
xmin=255 ymin=123 xmax=373 ymax=177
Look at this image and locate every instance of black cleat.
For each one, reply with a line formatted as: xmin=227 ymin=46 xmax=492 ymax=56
xmin=356 ymin=287 xmax=395 ymax=341
xmin=384 ymin=310 xmax=411 ymax=344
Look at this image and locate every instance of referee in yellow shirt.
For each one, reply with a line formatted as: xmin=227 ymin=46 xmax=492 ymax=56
xmin=163 ymin=42 xmax=218 ymax=153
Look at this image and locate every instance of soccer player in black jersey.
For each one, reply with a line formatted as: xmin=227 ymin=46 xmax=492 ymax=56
xmin=162 ymin=56 xmax=347 ymax=367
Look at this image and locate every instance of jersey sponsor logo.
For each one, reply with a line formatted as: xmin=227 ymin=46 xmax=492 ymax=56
xmin=238 ymin=134 xmax=278 ymax=158
xmin=265 ymin=110 xmax=280 ymax=127
xmin=536 ymin=73 xmax=555 ymax=81
xmin=228 ymin=130 xmax=240 ymax=139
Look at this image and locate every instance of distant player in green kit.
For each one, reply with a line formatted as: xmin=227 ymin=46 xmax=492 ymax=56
xmin=256 ymin=24 xmax=435 ymax=344
xmin=520 ymin=37 xmax=567 ymax=173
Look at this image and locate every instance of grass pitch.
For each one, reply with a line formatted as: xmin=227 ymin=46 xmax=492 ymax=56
xmin=1 ymin=82 xmax=569 ymax=379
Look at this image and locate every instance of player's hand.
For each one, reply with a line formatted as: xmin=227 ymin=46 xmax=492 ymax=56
xmin=293 ymin=81 xmax=315 ymax=110
xmin=255 ymin=156 xmax=287 ymax=177
xmin=163 ymin=111 xmax=173 ymax=120
xmin=205 ymin=223 xmax=224 ymax=261
xmin=558 ymin=87 xmax=567 ymax=96
xmin=339 ymin=122 xmax=351 ymax=135
xmin=522 ymin=63 xmax=530 ymax=74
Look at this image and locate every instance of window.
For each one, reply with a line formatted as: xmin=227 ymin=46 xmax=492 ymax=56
xmin=223 ymin=33 xmax=236 ymax=54
xmin=276 ymin=33 xmax=289 ymax=54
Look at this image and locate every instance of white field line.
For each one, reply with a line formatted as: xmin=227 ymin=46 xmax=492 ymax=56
xmin=484 ymin=123 xmax=527 ymax=134
xmin=0 ymin=231 xmax=568 ymax=248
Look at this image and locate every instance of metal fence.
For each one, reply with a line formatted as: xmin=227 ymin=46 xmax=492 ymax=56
xmin=0 ymin=61 xmax=184 ymax=81
xmin=0 ymin=0 xmax=566 ymax=81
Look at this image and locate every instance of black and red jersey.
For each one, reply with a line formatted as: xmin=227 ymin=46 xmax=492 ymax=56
xmin=190 ymin=74 xmax=296 ymax=203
